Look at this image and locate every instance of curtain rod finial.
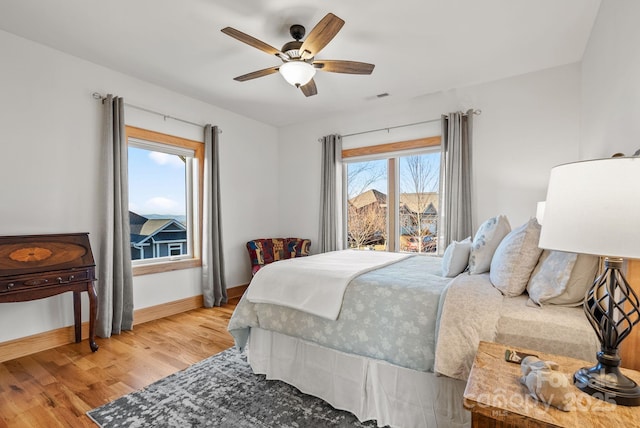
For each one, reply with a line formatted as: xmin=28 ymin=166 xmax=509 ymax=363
xmin=92 ymin=92 xmax=103 ymax=100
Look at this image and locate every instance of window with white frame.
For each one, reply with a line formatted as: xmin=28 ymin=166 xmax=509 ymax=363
xmin=344 ymin=137 xmax=441 ymax=253
xmin=167 ymin=242 xmax=184 ymax=256
xmin=126 ymin=126 xmax=203 ymax=274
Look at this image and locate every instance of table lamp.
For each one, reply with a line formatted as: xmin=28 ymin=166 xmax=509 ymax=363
xmin=539 ymin=157 xmax=640 ymax=406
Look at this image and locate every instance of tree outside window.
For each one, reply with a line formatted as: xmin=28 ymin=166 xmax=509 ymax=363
xmin=399 ymin=154 xmax=439 ymax=253
xmin=345 ymin=150 xmax=440 ymax=253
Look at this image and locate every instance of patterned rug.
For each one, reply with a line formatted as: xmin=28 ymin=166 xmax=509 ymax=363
xmin=87 ymin=347 xmax=379 ymax=427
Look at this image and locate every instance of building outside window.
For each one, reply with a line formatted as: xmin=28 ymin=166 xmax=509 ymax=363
xmin=345 ymin=145 xmax=440 ymax=253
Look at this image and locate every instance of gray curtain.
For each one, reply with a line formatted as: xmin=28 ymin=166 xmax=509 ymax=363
xmin=439 ymin=110 xmax=473 ymax=249
xmin=318 ymin=134 xmax=343 ymax=253
xmin=97 ymin=94 xmax=134 ymax=337
xmin=202 ymin=124 xmax=227 ymax=307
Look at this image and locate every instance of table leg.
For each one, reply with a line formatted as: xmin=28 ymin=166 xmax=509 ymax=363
xmin=87 ymin=281 xmax=99 ymax=352
xmin=73 ymin=291 xmax=81 ymax=343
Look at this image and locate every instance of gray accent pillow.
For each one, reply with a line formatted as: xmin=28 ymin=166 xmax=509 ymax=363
xmin=527 ymin=251 xmax=599 ymax=306
xmin=441 ymin=237 xmax=472 ymax=277
xmin=468 ymin=214 xmax=511 ymax=274
xmin=490 ymin=218 xmax=543 ymax=296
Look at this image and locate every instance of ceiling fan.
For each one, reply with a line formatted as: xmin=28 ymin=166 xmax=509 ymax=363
xmin=221 ymin=13 xmax=375 ymax=97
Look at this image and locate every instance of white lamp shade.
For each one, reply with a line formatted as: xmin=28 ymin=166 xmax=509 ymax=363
xmin=279 ymin=61 xmax=316 ymax=87
xmin=536 ymin=201 xmax=545 ymax=225
xmin=538 ymin=157 xmax=640 ymax=259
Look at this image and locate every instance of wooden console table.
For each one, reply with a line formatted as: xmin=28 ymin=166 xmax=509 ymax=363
xmin=0 ymin=233 xmax=98 ymax=352
xmin=464 ymin=341 xmax=640 ymax=427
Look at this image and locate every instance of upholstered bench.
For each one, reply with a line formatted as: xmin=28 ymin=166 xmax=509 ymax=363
xmin=246 ymin=238 xmax=311 ymax=276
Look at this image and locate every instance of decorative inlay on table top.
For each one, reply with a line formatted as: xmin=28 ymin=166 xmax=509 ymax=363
xmin=0 ymin=234 xmax=93 ymax=276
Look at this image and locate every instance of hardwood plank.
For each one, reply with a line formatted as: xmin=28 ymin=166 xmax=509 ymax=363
xmin=0 ymin=303 xmax=236 ymax=427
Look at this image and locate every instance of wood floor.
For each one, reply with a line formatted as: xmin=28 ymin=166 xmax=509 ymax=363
xmin=0 ymin=302 xmax=237 ymax=427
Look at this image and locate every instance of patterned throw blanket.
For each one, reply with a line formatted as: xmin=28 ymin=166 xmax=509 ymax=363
xmin=245 ymin=250 xmax=410 ymax=320
xmin=230 ymin=256 xmax=450 ymax=372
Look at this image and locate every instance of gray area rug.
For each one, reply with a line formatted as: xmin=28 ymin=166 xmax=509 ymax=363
xmin=87 ymin=347 xmax=380 ymax=427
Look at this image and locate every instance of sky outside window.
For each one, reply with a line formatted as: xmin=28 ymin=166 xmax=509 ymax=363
xmin=128 ymin=147 xmax=186 ymax=217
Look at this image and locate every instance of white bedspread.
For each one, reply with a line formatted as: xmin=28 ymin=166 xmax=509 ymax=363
xmin=245 ymin=249 xmax=410 ymax=320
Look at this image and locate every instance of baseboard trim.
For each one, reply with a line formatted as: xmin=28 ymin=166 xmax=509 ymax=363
xmin=133 ymin=295 xmax=204 ymax=326
xmin=228 ymin=284 xmax=248 ymax=302
xmin=0 ymin=285 xmax=249 ymax=363
xmin=0 ymin=323 xmax=90 ymax=363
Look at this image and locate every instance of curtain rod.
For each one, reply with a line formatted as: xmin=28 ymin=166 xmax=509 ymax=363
xmin=337 ymin=109 xmax=481 ymax=140
xmin=92 ymin=92 xmax=221 ymax=133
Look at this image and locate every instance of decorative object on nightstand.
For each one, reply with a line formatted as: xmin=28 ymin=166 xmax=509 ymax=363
xmin=519 ymin=356 xmax=574 ymax=411
xmin=539 ymin=157 xmax=640 ymax=406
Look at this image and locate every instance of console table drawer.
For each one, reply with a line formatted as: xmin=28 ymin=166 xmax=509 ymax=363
xmin=0 ymin=268 xmax=93 ymax=292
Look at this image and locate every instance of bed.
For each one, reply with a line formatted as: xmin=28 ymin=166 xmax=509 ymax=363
xmin=228 ymin=242 xmax=600 ymax=428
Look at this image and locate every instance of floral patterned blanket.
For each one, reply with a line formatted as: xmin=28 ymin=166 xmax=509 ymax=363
xmin=228 ymin=255 xmax=450 ymax=372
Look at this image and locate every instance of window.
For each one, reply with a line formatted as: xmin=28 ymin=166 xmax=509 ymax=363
xmin=167 ymin=243 xmax=183 ymax=256
xmin=126 ymin=126 xmax=204 ymax=275
xmin=398 ymin=153 xmax=440 ymax=253
xmin=344 ymin=137 xmax=441 ymax=253
xmin=346 ymin=160 xmax=388 ymax=250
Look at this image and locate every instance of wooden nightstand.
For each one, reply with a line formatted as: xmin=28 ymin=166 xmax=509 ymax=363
xmin=463 ymin=341 xmax=640 ymax=427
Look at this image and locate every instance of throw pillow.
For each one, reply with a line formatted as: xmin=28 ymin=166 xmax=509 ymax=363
xmin=489 ymin=218 xmax=543 ymax=296
xmin=527 ymin=251 xmax=599 ymax=306
xmin=468 ymin=215 xmax=511 ymax=274
xmin=441 ymin=237 xmax=472 ymax=277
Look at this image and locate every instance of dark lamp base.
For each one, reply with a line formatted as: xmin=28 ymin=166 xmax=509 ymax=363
xmin=574 ymin=363 xmax=640 ymax=406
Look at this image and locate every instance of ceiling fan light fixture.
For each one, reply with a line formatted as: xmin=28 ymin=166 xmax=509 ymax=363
xmin=279 ymin=61 xmax=316 ymax=87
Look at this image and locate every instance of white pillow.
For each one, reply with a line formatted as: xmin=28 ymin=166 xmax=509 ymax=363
xmin=441 ymin=237 xmax=472 ymax=277
xmin=527 ymin=251 xmax=599 ymax=306
xmin=489 ymin=218 xmax=543 ymax=296
xmin=468 ymin=215 xmax=511 ymax=274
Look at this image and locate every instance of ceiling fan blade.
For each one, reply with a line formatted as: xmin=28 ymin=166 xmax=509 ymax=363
xmin=300 ymin=79 xmax=318 ymax=97
xmin=221 ymin=27 xmax=284 ymax=57
xmin=299 ymin=13 xmax=345 ymax=60
xmin=314 ymin=60 xmax=375 ymax=75
xmin=234 ymin=66 xmax=280 ymax=82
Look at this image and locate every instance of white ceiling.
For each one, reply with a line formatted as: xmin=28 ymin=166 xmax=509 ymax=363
xmin=0 ymin=0 xmax=601 ymax=127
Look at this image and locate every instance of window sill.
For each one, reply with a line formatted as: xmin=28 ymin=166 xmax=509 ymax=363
xmin=132 ymin=258 xmax=202 ymax=276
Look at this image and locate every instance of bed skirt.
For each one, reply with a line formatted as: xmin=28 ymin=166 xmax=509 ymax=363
xmin=247 ymin=328 xmax=470 ymax=428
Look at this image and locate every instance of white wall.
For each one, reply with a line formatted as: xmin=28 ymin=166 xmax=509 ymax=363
xmin=581 ymin=0 xmax=640 ymax=159
xmin=0 ymin=30 xmax=279 ymax=342
xmin=278 ymin=63 xmax=582 ymax=245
